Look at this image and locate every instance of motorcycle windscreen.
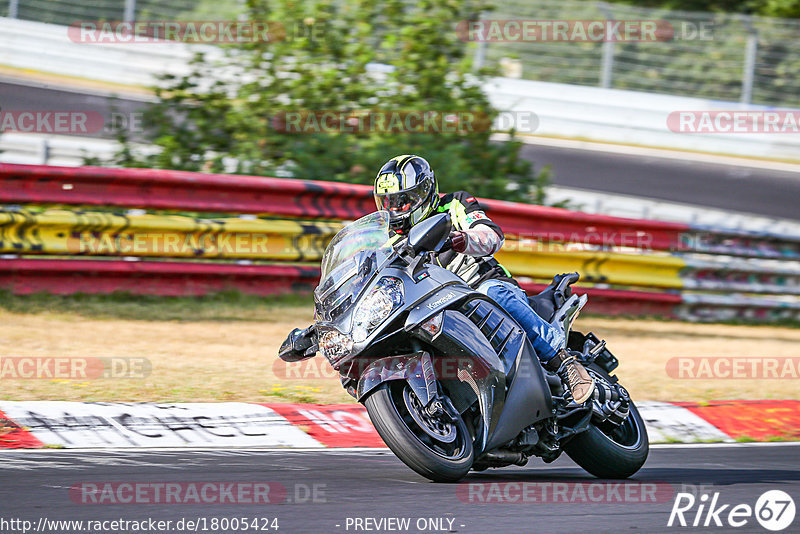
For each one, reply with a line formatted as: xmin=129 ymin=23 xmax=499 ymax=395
xmin=315 ymin=211 xmax=394 ymax=324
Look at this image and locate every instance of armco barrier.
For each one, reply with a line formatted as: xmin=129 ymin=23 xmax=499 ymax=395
xmin=0 ymin=259 xmax=320 ymax=297
xmin=0 ymin=258 xmax=678 ymax=317
xmin=2 ymin=163 xmax=798 ymax=259
xmin=0 ymin=207 xmax=684 ymax=291
xmin=0 ymin=208 xmax=338 ymax=261
xmin=496 ymin=246 xmax=685 ymax=289
xmin=0 ymin=163 xmax=686 ymax=249
xmin=5 ymin=161 xmax=797 ymax=260
xmin=0 ymin=163 xmax=375 ymax=220
xmin=1 ymin=163 xmax=799 ymax=321
xmin=4 ymin=207 xmax=798 ymax=296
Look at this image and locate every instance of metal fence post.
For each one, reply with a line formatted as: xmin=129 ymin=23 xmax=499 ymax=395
xmin=472 ymin=13 xmax=487 ymax=72
xmin=741 ymin=16 xmax=757 ymax=104
xmin=123 ymin=0 xmax=136 ymax=23
xmin=40 ymin=138 xmax=50 ymax=165
xmin=598 ymin=2 xmax=615 ymax=89
xmin=474 ymin=41 xmax=487 ymax=71
xmin=9 ymin=0 xmax=19 ymax=18
xmin=600 ymin=40 xmax=615 ymax=88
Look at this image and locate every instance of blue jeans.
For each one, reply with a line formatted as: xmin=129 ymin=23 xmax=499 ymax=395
xmin=477 ymin=279 xmax=564 ymax=365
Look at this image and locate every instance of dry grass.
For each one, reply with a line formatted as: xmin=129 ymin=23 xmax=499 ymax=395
xmin=578 ymin=317 xmax=800 ymax=402
xmin=1 ymin=297 xmax=799 ymax=403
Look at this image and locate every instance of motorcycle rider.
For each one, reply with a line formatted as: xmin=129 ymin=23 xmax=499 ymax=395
xmin=373 ymin=154 xmax=595 ymax=404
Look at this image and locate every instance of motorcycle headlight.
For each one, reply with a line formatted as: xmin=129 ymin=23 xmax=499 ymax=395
xmin=319 ymin=329 xmax=354 ymax=366
xmin=352 ymin=277 xmax=404 ymax=342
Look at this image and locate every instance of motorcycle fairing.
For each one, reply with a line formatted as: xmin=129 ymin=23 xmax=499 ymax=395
xmin=339 ymin=258 xmax=555 ymax=455
xmin=484 ymin=335 xmax=553 ymax=450
xmin=403 ymin=283 xmax=475 ymax=332
xmin=414 ymin=296 xmax=554 ymax=454
xmin=356 ymin=351 xmax=437 ymax=406
xmin=422 ymin=309 xmax=506 ymax=452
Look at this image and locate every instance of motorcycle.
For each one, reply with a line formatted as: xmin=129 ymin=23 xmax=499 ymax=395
xmin=280 ymin=210 xmax=649 ymax=482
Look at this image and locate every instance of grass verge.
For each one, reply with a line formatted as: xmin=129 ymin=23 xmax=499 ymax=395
xmin=1 ymin=292 xmax=799 ymax=405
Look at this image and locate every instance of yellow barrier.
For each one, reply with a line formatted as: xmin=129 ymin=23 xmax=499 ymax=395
xmin=495 ymin=245 xmax=685 ymax=289
xmin=0 ymin=209 xmax=340 ymax=261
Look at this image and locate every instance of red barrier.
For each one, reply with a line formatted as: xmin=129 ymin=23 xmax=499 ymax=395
xmin=521 ymin=282 xmax=680 ymax=318
xmin=0 ymin=258 xmax=679 ymax=317
xmin=0 ymin=163 xmax=687 ymax=249
xmin=0 ymin=259 xmax=319 ymax=296
xmin=483 ymin=200 xmax=687 ymax=251
xmin=0 ymin=163 xmax=374 ymax=219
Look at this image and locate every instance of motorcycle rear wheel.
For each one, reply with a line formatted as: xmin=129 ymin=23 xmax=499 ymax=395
xmin=563 ymin=366 xmax=649 ymax=479
xmin=364 ymin=381 xmax=473 ymax=483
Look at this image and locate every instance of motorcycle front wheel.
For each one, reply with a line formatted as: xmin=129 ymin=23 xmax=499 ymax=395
xmin=364 ymin=381 xmax=474 ymax=483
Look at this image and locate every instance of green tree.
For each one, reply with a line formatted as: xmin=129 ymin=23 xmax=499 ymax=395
xmin=102 ymin=0 xmax=550 ymax=204
xmin=605 ymin=0 xmax=800 ymax=17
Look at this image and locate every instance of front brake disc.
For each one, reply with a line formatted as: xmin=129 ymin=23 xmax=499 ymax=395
xmin=402 ymin=386 xmax=457 ymax=443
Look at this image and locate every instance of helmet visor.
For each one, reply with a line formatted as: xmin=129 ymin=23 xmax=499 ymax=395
xmin=374 ymin=175 xmax=433 ymax=217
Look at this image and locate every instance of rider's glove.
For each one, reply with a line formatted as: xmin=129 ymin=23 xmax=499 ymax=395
xmin=449 ymin=231 xmax=467 ymax=253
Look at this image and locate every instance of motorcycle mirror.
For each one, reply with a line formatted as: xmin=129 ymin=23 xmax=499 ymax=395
xmin=408 ymin=213 xmax=452 ymax=254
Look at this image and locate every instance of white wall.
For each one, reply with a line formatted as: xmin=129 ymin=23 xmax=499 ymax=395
xmin=485 ymin=77 xmax=800 ymax=161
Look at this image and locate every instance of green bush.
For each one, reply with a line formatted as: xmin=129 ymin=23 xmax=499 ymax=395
xmin=102 ymin=0 xmax=549 ymax=204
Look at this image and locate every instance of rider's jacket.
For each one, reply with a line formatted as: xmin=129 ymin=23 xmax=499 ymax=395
xmin=430 ymin=191 xmax=518 ymax=288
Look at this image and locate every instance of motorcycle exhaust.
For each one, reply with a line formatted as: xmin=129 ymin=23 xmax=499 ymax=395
xmin=592 ymin=381 xmax=630 ymax=425
xmin=478 ymin=450 xmax=529 ymax=467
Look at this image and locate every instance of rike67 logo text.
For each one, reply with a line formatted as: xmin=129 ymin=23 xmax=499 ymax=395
xmin=669 ymin=490 xmax=795 ymax=531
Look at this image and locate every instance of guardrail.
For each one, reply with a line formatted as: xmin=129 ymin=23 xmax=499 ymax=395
xmin=0 ymin=17 xmax=208 ymax=88
xmin=0 ymin=208 xmax=338 ymax=261
xmin=0 ymin=163 xmax=688 ymax=248
xmin=1 ymin=163 xmax=799 ymax=322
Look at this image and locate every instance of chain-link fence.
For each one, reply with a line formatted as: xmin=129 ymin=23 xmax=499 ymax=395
xmin=478 ymin=0 xmax=800 ymax=107
xmin=0 ymin=0 xmax=244 ymax=25
xmin=2 ymin=0 xmax=799 ymax=107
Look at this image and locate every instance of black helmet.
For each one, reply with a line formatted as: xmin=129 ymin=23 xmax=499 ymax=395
xmin=373 ymin=155 xmax=439 ymax=234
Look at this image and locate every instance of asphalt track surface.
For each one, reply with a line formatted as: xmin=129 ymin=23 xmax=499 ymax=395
xmin=1 ymin=443 xmax=798 ymax=534
xmin=518 ymin=144 xmax=800 ymax=221
xmin=3 ymin=78 xmax=800 ymax=220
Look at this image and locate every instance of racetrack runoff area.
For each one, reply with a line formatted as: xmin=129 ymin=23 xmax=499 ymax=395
xmin=1 ymin=297 xmax=798 ymax=405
